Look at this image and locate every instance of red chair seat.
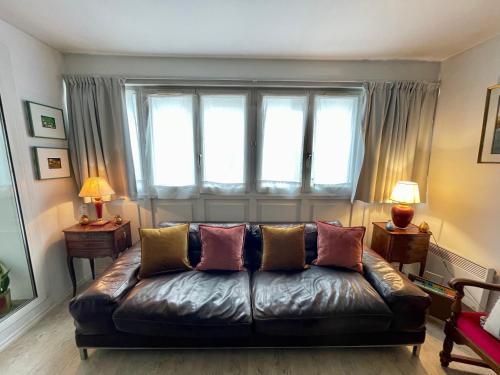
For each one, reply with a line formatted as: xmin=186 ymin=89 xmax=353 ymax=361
xmin=456 ymin=311 xmax=500 ymax=364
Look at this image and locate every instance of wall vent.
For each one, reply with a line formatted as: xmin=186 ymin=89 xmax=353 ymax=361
xmin=426 ymin=243 xmax=495 ymax=311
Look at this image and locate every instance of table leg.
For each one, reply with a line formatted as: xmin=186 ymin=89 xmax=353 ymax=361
xmin=67 ymin=255 xmax=76 ymax=297
xmin=419 ymin=260 xmax=426 ymax=277
xmin=399 ymin=263 xmax=404 ymax=272
xmin=89 ymin=258 xmax=95 ymax=280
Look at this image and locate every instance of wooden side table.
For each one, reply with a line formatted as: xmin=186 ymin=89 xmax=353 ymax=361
xmin=63 ymin=220 xmax=132 ymax=296
xmin=370 ymin=222 xmax=430 ymax=277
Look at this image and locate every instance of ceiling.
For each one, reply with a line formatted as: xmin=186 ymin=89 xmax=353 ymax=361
xmin=1 ymin=0 xmax=500 ymax=61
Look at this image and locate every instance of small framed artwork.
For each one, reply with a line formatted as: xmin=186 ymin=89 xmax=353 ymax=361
xmin=33 ymin=147 xmax=71 ymax=180
xmin=25 ymin=101 xmax=66 ymax=140
xmin=478 ymin=84 xmax=500 ymax=163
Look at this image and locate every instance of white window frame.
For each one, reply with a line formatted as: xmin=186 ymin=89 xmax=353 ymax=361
xmin=125 ymin=82 xmax=364 ymax=199
xmin=256 ymin=90 xmax=309 ymax=195
xmin=198 ymin=90 xmax=250 ymax=195
xmin=307 ymin=91 xmax=362 ymax=197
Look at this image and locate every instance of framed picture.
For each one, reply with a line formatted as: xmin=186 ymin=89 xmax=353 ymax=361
xmin=478 ymin=84 xmax=500 ymax=163
xmin=25 ymin=101 xmax=66 ymax=140
xmin=33 ymin=147 xmax=71 ymax=180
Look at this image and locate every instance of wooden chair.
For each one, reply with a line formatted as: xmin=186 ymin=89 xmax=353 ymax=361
xmin=440 ymin=278 xmax=500 ymax=373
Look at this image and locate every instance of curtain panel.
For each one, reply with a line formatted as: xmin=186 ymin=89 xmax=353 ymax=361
xmin=354 ymin=81 xmax=439 ymax=203
xmin=64 ymin=76 xmax=136 ymax=198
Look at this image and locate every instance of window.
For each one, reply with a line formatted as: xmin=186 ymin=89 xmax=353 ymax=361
xmin=310 ymin=95 xmax=359 ymax=194
xmin=149 ymin=94 xmax=196 ymax=197
xmin=125 ymin=85 xmax=363 ymax=199
xmin=200 ymin=94 xmax=247 ymax=193
xmin=257 ymin=95 xmax=308 ymax=194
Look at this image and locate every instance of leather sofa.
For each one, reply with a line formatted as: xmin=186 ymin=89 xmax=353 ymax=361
xmin=69 ymin=222 xmax=431 ymax=360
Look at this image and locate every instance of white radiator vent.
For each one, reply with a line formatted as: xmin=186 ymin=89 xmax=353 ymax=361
xmin=426 ymin=243 xmax=495 ymax=312
xmin=429 ymin=244 xmax=489 ymax=280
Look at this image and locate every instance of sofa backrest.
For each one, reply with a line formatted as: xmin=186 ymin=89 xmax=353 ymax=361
xmin=158 ymin=221 xmax=342 ymax=270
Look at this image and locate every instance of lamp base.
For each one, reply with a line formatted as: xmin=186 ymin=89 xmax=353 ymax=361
xmin=391 ymin=204 xmax=414 ymax=228
xmin=90 ymin=198 xmax=108 ymax=226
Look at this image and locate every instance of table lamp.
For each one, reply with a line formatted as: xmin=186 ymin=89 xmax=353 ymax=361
xmin=78 ymin=177 xmax=115 ymax=226
xmin=389 ymin=181 xmax=420 ymax=228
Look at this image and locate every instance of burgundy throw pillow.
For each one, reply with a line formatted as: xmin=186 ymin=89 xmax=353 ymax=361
xmin=313 ymin=221 xmax=365 ymax=273
xmin=196 ymin=224 xmax=246 ymax=271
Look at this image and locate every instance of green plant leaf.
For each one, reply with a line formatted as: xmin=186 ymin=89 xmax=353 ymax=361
xmin=0 ymin=275 xmax=9 ymax=293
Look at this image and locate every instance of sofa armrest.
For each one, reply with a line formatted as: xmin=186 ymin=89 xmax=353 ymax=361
xmin=362 ymin=248 xmax=431 ymax=331
xmin=69 ymin=242 xmax=141 ymax=334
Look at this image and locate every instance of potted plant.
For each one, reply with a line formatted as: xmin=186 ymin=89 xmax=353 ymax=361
xmin=0 ymin=262 xmax=11 ymax=316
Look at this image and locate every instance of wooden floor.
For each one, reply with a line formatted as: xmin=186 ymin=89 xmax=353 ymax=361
xmin=0 ymin=298 xmax=494 ymax=375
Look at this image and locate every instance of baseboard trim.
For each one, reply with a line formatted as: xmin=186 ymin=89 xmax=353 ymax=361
xmin=0 ymin=274 xmax=92 ymax=351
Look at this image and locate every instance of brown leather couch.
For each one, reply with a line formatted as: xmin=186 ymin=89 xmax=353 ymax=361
xmin=69 ymin=222 xmax=431 ymax=360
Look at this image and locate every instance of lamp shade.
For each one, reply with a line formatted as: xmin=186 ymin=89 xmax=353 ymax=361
xmin=78 ymin=177 xmax=115 ymax=198
xmin=390 ymin=181 xmax=420 ymax=204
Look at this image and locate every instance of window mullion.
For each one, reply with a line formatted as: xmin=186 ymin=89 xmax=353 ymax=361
xmin=302 ymin=91 xmax=314 ymax=194
xmin=248 ymin=89 xmax=257 ymax=193
xmin=193 ymin=91 xmax=202 ymax=194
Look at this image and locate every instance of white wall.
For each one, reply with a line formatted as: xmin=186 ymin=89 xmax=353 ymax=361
xmin=418 ymin=35 xmax=500 ymax=309
xmin=0 ymin=19 xmax=84 ymax=347
xmin=63 ymin=54 xmax=440 ymax=81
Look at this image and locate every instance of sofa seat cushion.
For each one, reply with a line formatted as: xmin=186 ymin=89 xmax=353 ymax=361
xmin=252 ymin=266 xmax=393 ymax=335
xmin=113 ymin=270 xmax=252 ymax=337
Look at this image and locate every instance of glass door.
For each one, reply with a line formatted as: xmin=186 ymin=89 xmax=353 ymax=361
xmin=0 ymin=96 xmax=36 ymax=320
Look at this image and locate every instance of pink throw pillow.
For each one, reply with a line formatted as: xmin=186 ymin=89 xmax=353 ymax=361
xmin=196 ymin=224 xmax=246 ymax=271
xmin=313 ymin=221 xmax=365 ymax=273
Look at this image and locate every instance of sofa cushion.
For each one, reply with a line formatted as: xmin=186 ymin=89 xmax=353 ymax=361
xmin=313 ymin=222 xmax=365 ymax=273
xmin=113 ymin=270 xmax=252 ymax=337
xmin=260 ymin=224 xmax=306 ymax=271
xmin=138 ymin=224 xmax=191 ymax=278
xmin=252 ymin=266 xmax=393 ymax=335
xmin=196 ymin=224 xmax=246 ymax=271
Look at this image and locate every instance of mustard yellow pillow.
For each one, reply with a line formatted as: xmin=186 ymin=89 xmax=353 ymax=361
xmin=260 ymin=225 xmax=306 ymax=271
xmin=138 ymin=224 xmax=191 ymax=278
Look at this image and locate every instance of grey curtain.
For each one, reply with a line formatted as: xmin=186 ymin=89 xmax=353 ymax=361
xmin=355 ymin=81 xmax=439 ymax=203
xmin=64 ymin=76 xmax=136 ymax=198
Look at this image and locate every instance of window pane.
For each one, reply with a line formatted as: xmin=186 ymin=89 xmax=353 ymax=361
xmin=149 ymin=94 xmax=195 ymax=187
xmin=125 ymin=90 xmax=143 ymax=186
xmin=311 ymin=95 xmax=358 ymax=189
xmin=200 ymin=95 xmax=246 ymax=191
xmin=258 ymin=95 xmax=308 ymax=193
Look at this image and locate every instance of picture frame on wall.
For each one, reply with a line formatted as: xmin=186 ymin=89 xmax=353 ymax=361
xmin=32 ymin=147 xmax=71 ymax=180
xmin=478 ymin=84 xmax=500 ymax=163
xmin=25 ymin=101 xmax=66 ymax=140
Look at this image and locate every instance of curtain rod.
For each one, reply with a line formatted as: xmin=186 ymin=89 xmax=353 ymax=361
xmin=125 ymin=78 xmax=365 ymax=89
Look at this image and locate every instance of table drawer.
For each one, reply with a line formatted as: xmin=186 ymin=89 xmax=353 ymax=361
xmin=390 ymin=236 xmax=429 ymax=262
xmin=65 ymin=232 xmax=112 ymax=242
xmin=69 ymin=247 xmax=113 ymax=258
xmin=67 ymin=240 xmax=113 ymax=250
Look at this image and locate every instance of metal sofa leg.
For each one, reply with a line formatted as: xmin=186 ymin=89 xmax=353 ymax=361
xmin=412 ymin=345 xmax=421 ymax=357
xmin=79 ymin=348 xmax=88 ymax=360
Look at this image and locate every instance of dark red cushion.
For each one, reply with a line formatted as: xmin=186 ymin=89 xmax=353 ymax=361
xmin=196 ymin=224 xmax=246 ymax=271
xmin=456 ymin=311 xmax=500 ymax=364
xmin=312 ymin=222 xmax=365 ymax=273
